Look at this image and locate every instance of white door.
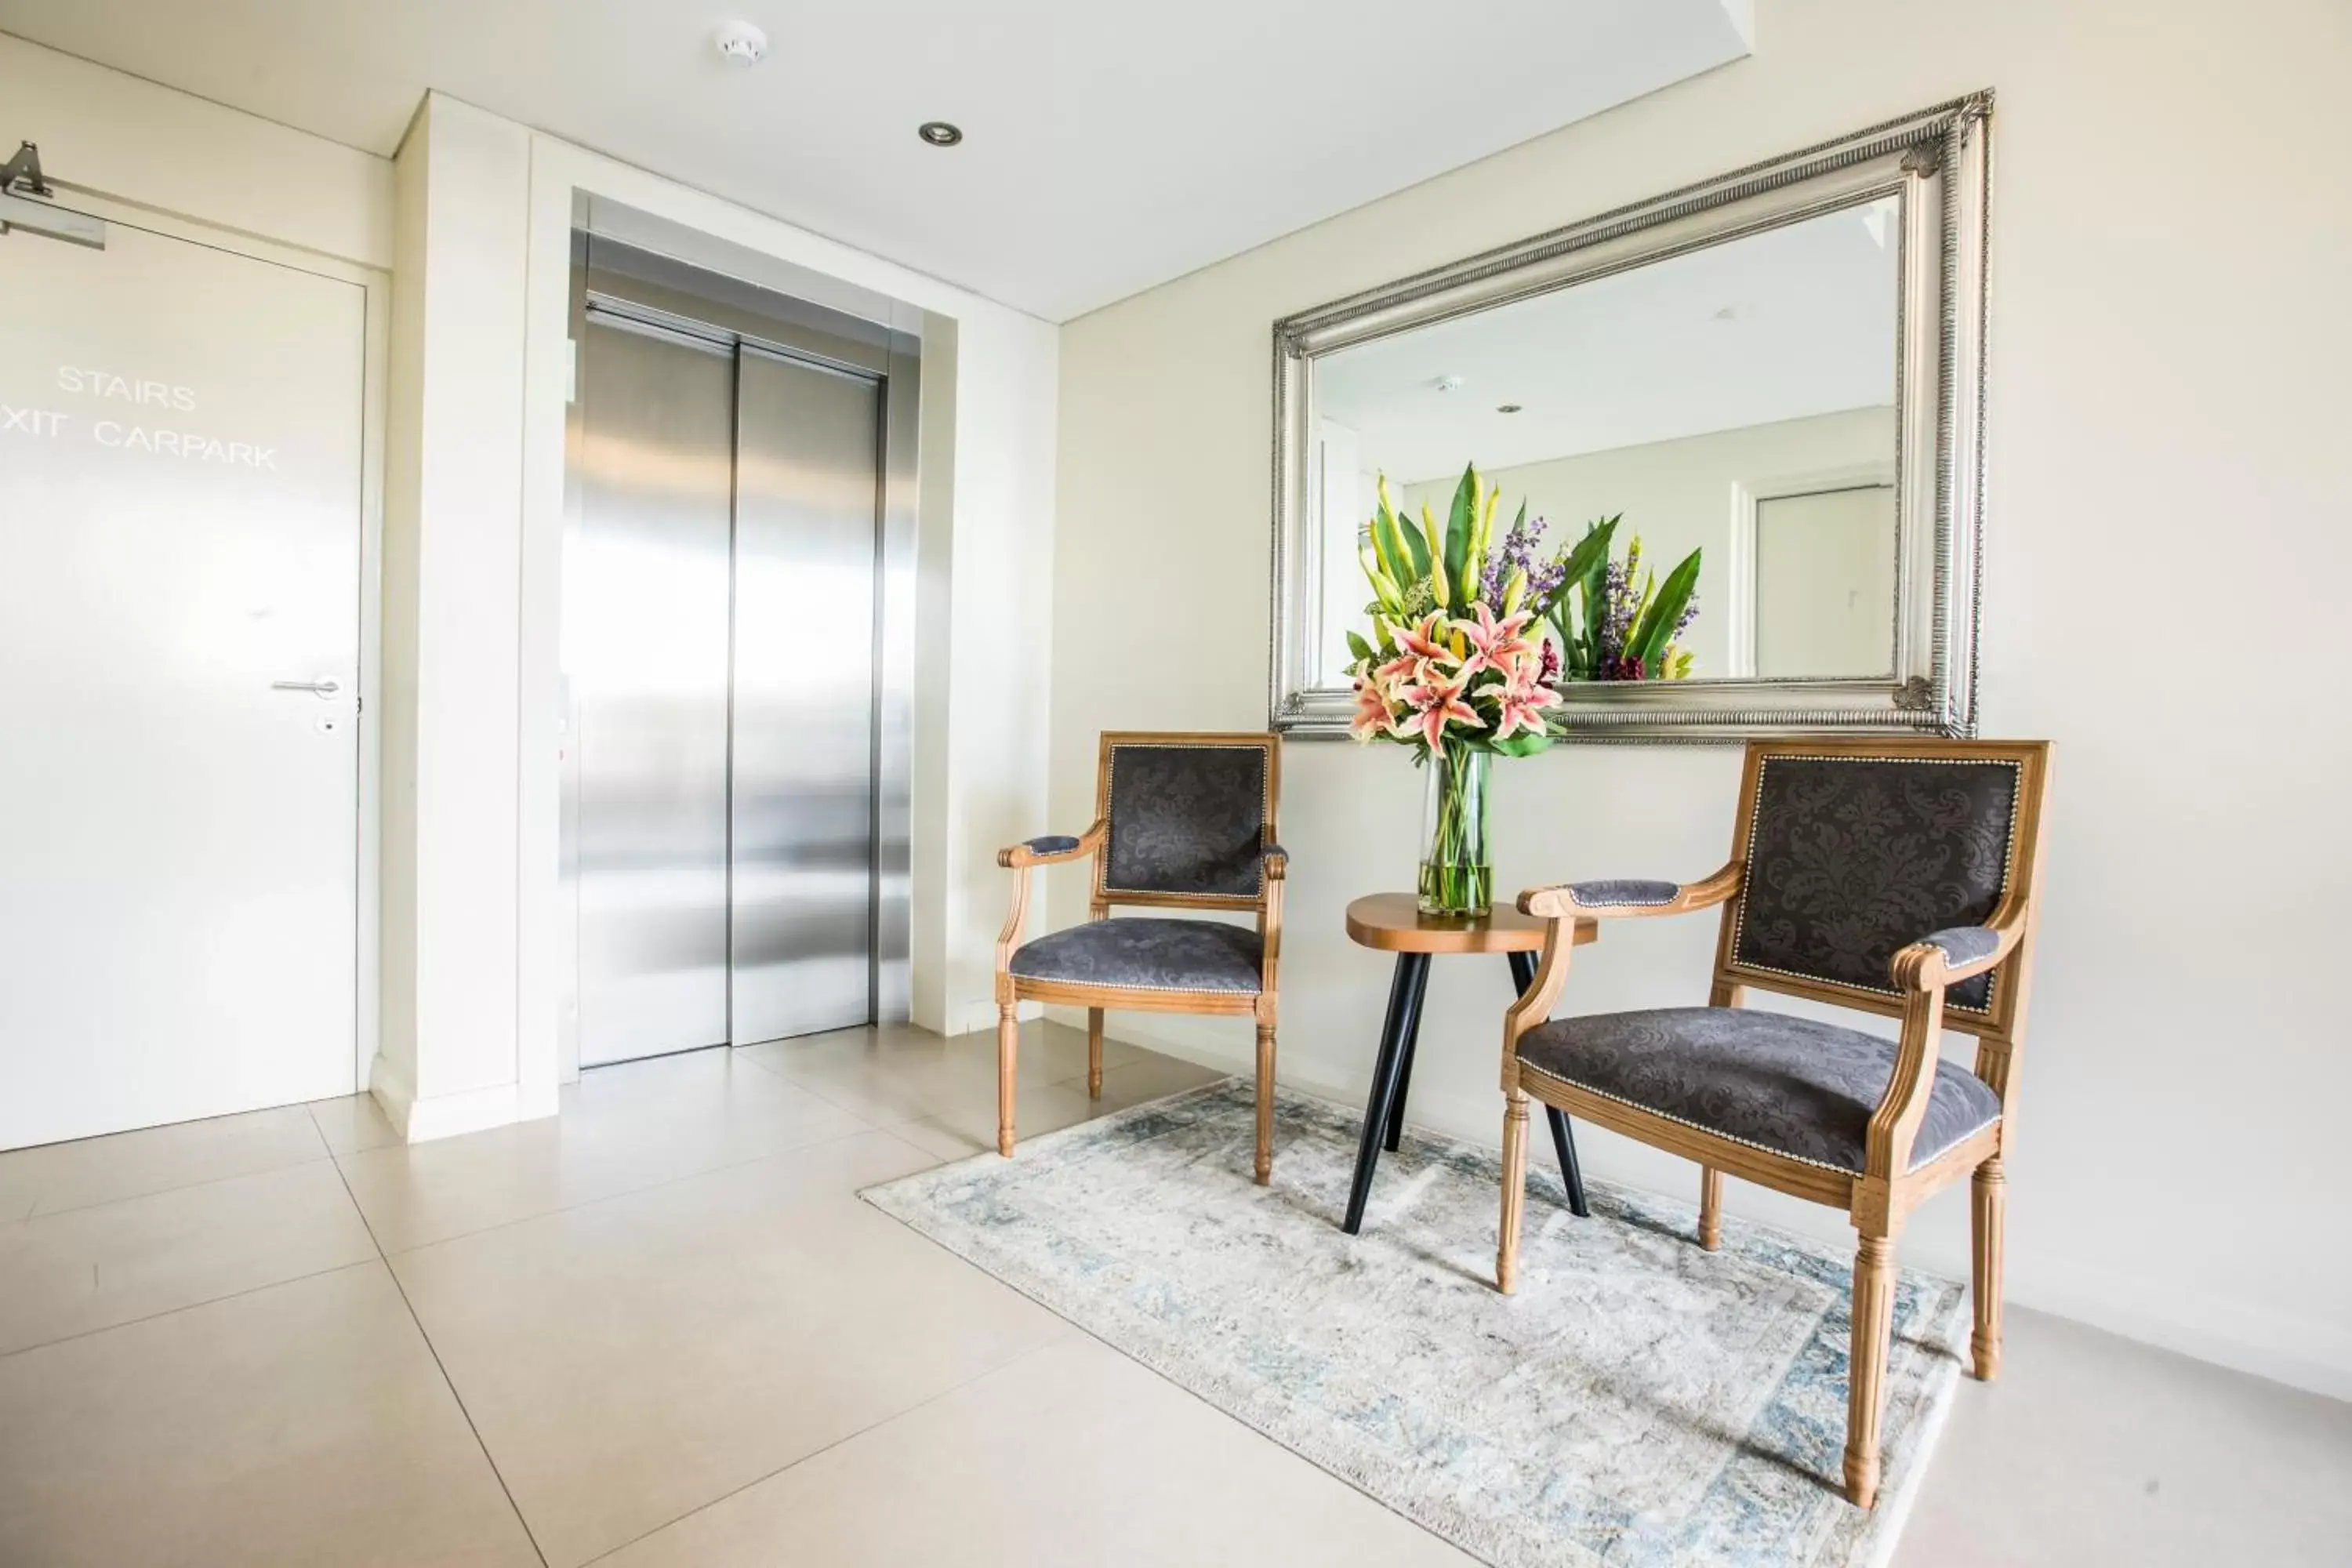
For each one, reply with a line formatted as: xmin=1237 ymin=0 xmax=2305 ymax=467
xmin=0 ymin=210 xmax=366 ymax=1151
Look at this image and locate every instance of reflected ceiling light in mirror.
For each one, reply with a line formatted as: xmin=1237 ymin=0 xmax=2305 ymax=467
xmin=1497 ymin=403 xmax=1523 ymax=414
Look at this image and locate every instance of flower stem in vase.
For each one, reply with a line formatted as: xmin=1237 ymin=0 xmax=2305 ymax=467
xmin=1417 ymin=746 xmax=1493 ymax=916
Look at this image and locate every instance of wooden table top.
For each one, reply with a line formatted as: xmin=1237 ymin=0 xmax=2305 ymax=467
xmin=1343 ymin=892 xmax=1599 ymax=955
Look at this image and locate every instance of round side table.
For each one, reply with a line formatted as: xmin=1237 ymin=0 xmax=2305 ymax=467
xmin=1341 ymin=893 xmax=1599 ymax=1235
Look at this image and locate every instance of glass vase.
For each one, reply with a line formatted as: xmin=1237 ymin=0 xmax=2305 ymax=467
xmin=1417 ymin=746 xmax=1493 ymax=916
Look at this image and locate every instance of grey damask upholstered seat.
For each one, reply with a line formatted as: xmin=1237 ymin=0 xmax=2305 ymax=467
xmin=1516 ymin=1007 xmax=2001 ymax=1174
xmin=1010 ymin=917 xmax=1263 ymax=995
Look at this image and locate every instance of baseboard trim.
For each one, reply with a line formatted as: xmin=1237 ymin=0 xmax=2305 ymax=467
xmin=367 ymin=1054 xmax=557 ymax=1145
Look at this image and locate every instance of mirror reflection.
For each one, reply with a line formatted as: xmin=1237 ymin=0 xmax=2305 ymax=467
xmin=1312 ymin=196 xmax=1901 ymax=688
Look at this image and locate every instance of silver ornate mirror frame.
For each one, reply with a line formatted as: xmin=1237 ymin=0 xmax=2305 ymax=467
xmin=1269 ymin=94 xmax=1991 ymax=741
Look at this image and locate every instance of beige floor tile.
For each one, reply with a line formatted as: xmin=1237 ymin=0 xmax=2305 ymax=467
xmin=883 ymin=1074 xmax=1107 ymax=1165
xmin=307 ymin=1091 xmax=402 ymax=1156
xmin=390 ymin=1130 xmax=1071 ymax=1568
xmin=336 ymin=1047 xmax=872 ymax=1253
xmin=881 ymin=1044 xmax=1227 ymax=1165
xmin=0 ymin=1160 xmax=378 ymax=1355
xmin=0 ymin=1104 xmax=328 ymax=1221
xmin=1898 ymin=1307 xmax=2352 ymax=1567
xmin=0 ymin=1261 xmax=539 ymax=1568
xmin=1091 ymin=1051 xmax=1230 ymax=1110
xmin=742 ymin=1018 xmax=1149 ymax=1124
xmin=600 ymin=1334 xmax=1474 ymax=1567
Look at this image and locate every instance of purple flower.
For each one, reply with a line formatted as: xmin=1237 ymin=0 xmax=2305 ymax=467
xmin=1480 ymin=512 xmax=1568 ymax=610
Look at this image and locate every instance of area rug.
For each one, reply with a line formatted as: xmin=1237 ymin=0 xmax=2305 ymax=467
xmin=861 ymin=1079 xmax=1965 ymax=1568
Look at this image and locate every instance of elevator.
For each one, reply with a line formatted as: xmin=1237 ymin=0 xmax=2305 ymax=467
xmin=561 ymin=237 xmax=916 ymax=1069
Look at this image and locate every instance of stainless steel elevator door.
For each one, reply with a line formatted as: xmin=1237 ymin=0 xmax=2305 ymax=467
xmin=730 ymin=347 xmax=882 ymax=1045
xmin=572 ymin=318 xmax=736 ymax=1067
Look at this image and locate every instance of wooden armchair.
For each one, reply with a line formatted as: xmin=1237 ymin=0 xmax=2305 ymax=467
xmin=1495 ymin=738 xmax=2052 ymax=1508
xmin=995 ymin=731 xmax=1284 ymax=1181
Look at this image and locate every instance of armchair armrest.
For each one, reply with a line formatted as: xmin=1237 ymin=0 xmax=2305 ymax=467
xmin=1261 ymin=843 xmax=1288 ymax=880
xmin=1519 ymin=862 xmax=1743 ymax=922
xmin=1865 ymin=913 xmax=2027 ymax=1192
xmin=997 ymin=822 xmax=1106 ymax=869
xmin=995 ymin=823 xmax=1107 ymax=988
xmin=1889 ymin=920 xmax=2023 ymax=990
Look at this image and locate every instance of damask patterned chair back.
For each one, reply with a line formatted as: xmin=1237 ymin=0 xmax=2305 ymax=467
xmin=1093 ymin=733 xmax=1279 ymax=909
xmin=1714 ymin=739 xmax=2052 ymax=1042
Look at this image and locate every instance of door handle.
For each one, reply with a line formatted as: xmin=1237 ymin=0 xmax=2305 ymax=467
xmin=270 ymin=678 xmax=341 ymax=697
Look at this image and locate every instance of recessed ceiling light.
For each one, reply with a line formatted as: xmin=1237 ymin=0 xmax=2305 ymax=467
xmin=713 ymin=21 xmax=768 ymax=66
xmin=918 ymin=122 xmax=964 ymax=147
xmin=1432 ymin=375 xmax=1465 ymax=393
xmin=1496 ymin=403 xmax=1523 ymax=414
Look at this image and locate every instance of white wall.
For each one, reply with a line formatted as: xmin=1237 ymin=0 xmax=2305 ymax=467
xmin=0 ymin=33 xmax=390 ymax=269
xmin=375 ymin=96 xmax=536 ymax=1140
xmin=1399 ymin=407 xmax=1893 ymax=677
xmin=1051 ymin=0 xmax=2352 ymax=1397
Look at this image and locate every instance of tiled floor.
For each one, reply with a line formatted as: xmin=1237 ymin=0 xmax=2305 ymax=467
xmin=2 ymin=1023 xmax=2346 ymax=1566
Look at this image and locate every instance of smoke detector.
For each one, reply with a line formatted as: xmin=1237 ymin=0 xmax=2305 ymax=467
xmin=714 ymin=21 xmax=768 ymax=66
xmin=1432 ymin=375 xmax=1465 ymax=393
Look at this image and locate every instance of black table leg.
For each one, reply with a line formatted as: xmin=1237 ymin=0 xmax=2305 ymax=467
xmin=1382 ymin=1022 xmax=1416 ymax=1152
xmin=1508 ymin=949 xmax=1590 ymax=1218
xmin=1546 ymin=1105 xmax=1591 ymax=1218
xmin=1343 ymin=953 xmax=1429 ymax=1235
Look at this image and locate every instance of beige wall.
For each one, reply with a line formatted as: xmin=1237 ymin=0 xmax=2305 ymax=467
xmin=1050 ymin=0 xmax=2352 ymax=1395
xmin=1399 ymin=406 xmax=1893 ymax=677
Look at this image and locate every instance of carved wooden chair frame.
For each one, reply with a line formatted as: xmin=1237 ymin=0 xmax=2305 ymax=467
xmin=1496 ymin=736 xmax=2052 ymax=1508
xmin=994 ymin=731 xmax=1285 ymax=1181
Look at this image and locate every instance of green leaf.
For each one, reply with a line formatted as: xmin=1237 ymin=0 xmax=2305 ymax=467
xmin=1566 ymin=515 xmax=1620 ymax=677
xmin=1393 ymin=497 xmax=1432 ymax=581
xmin=1443 ymin=464 xmax=1477 ymax=601
xmin=1367 ymin=498 xmax=1397 ymax=583
xmin=1345 ymin=630 xmax=1375 ymax=667
xmin=1486 ymin=731 xmax=1553 ymax=758
xmin=1626 ymin=547 xmax=1702 ymax=667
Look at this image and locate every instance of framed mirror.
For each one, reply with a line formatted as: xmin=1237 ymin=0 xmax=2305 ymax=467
xmin=1269 ymin=95 xmax=1991 ymax=740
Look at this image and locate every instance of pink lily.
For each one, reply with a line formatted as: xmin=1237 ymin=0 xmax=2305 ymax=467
xmin=1394 ymin=612 xmax=1460 ymax=669
xmin=1450 ymin=601 xmax=1535 ymax=680
xmin=1492 ymin=675 xmax=1559 ymax=741
xmin=1394 ymin=668 xmax=1485 ymax=750
xmin=1374 ymin=612 xmax=1463 ymax=688
xmin=1349 ymin=676 xmax=1394 ymax=742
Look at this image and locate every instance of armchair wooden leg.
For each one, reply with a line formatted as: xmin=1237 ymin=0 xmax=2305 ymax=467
xmin=1497 ymin=1091 xmax=1530 ymax=1294
xmin=1086 ymin=1007 xmax=1105 ymax=1098
xmin=996 ymin=1004 xmax=1019 ymax=1158
xmin=1254 ymin=1022 xmax=1276 ymax=1185
xmin=1844 ymin=1230 xmax=1898 ymax=1508
xmin=1698 ymin=1167 xmax=1723 ymax=1252
xmin=1971 ymin=1156 xmax=2006 ymax=1381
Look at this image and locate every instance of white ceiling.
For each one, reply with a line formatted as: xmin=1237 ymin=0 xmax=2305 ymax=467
xmin=1316 ymin=197 xmax=1901 ymax=482
xmin=0 ymin=1 xmax=1752 ymax=320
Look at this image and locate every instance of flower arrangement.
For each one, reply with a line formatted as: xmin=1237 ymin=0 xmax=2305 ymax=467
xmin=1342 ymin=463 xmax=1703 ymax=913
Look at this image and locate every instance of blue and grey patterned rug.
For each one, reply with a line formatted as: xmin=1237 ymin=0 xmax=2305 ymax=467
xmin=862 ymin=1079 xmax=1964 ymax=1567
